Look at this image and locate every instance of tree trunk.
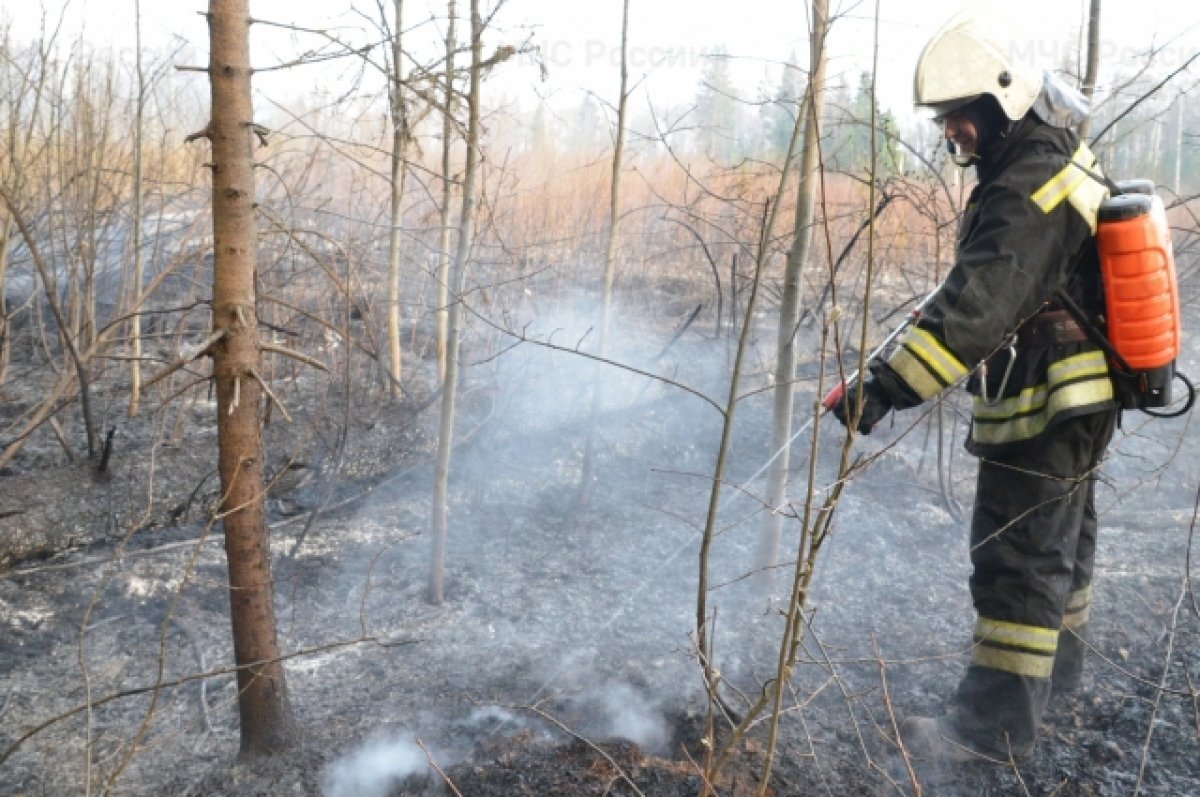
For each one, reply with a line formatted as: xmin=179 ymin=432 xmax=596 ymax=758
xmin=598 ymin=0 xmax=629 ymax=357
xmin=1078 ymin=0 xmax=1101 ymax=139
xmin=0 ymin=215 xmax=10 ymax=385
xmin=1173 ymin=96 xmax=1184 ymax=191
xmin=128 ymin=0 xmax=145 ymax=416
xmin=206 ymin=0 xmax=298 ymax=756
xmin=436 ymin=0 xmax=457 ymax=385
xmin=429 ymin=0 xmax=481 ymax=604
xmin=385 ymin=0 xmax=409 ymax=398
xmin=756 ymin=0 xmax=829 ymax=582
xmin=579 ymin=0 xmax=631 ymax=502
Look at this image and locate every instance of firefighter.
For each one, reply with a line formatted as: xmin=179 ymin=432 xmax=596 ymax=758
xmin=831 ymin=11 xmax=1119 ymax=761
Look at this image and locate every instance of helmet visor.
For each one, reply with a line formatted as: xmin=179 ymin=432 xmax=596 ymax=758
xmin=923 ymin=95 xmax=982 ymax=123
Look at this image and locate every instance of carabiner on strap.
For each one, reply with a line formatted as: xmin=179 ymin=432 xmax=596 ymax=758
xmin=979 ymin=336 xmax=1018 ymax=407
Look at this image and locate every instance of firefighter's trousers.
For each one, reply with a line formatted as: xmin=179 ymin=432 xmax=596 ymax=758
xmin=948 ymin=409 xmax=1118 ymax=755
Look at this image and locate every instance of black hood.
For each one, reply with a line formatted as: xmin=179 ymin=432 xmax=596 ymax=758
xmin=974 ymin=114 xmax=1051 ymax=182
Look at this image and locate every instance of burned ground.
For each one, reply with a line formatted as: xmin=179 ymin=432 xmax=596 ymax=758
xmin=1 ymin=300 xmax=1199 ymax=796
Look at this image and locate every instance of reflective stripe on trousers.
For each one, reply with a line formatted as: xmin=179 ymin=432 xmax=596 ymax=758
xmin=948 ymin=409 xmax=1117 ymax=755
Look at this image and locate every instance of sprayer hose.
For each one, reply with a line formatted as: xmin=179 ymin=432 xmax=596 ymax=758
xmin=1141 ymin=371 xmax=1197 ymax=419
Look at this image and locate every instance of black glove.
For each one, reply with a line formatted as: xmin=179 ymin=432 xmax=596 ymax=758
xmin=830 ymin=375 xmax=893 ymax=435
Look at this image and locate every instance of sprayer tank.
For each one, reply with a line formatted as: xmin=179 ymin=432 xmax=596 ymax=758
xmin=1096 ymin=185 xmax=1181 ymax=371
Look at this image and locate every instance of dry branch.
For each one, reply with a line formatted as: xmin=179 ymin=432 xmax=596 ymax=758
xmin=47 ymin=417 xmax=77 ymax=463
xmin=0 ymin=636 xmax=419 ymax=768
xmin=416 ymin=738 xmax=463 ymax=797
xmin=1091 ymin=50 xmax=1200 ymax=146
xmin=141 ymin=329 xmax=227 ymax=391
xmin=248 ymin=366 xmax=292 ymax=422
xmin=260 ymin=342 xmax=329 ymax=372
xmin=0 ymin=188 xmax=98 ymax=457
xmin=183 ymin=124 xmax=213 ymax=141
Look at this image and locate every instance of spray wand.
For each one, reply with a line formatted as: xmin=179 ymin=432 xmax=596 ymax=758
xmin=730 ymin=290 xmax=939 ymax=498
xmin=819 ymin=290 xmax=939 ymax=415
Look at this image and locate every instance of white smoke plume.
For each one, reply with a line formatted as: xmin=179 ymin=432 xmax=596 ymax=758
xmin=597 ymin=681 xmax=671 ymax=754
xmin=322 ymin=734 xmax=429 ymax=797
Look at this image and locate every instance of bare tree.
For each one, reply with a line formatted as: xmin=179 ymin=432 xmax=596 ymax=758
xmin=1173 ymin=95 xmax=1185 ymax=191
xmin=127 ymin=0 xmax=146 ymax=416
xmin=203 ymin=0 xmax=298 ymax=755
xmin=436 ymin=0 xmax=457 ymax=384
xmin=756 ymin=0 xmax=830 ymax=580
xmin=384 ymin=0 xmax=412 ymax=398
xmin=429 ymin=0 xmax=482 ymax=604
xmin=579 ymin=0 xmax=631 ymax=501
xmin=598 ymin=0 xmax=630 ymax=386
xmin=692 ymin=17 xmax=830 ymax=785
xmin=1078 ymin=0 xmax=1101 ymax=139
xmin=0 ymin=208 xmax=8 ymax=385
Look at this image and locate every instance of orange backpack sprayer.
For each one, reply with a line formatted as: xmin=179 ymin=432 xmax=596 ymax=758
xmin=1059 ymin=179 xmax=1194 ymax=416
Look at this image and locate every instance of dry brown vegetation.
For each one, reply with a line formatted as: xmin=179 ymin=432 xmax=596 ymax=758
xmin=2 ymin=6 xmax=1200 ymax=795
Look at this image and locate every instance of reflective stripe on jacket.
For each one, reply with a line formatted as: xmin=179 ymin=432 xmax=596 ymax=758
xmin=877 ymin=118 xmax=1117 ymax=454
xmin=970 ymin=349 xmax=1112 ymax=447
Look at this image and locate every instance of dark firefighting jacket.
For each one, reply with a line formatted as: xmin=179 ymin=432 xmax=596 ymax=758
xmin=873 ymin=116 xmax=1117 ymax=456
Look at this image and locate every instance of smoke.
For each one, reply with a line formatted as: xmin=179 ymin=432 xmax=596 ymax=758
xmin=329 ymin=292 xmax=725 ymax=769
xmin=466 ymin=684 xmax=671 ymax=755
xmin=442 ymin=288 xmax=730 ymax=561
xmin=592 ymin=681 xmax=671 ymax=754
xmin=465 ymin=705 xmax=557 ymax=741
xmin=321 ymin=734 xmax=429 ymax=797
xmin=467 ymin=681 xmax=672 ymax=756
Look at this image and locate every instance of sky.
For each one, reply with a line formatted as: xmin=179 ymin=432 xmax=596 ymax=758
xmin=2 ymin=0 xmax=1197 ymax=123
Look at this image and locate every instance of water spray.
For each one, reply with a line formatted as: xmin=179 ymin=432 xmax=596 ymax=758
xmin=727 ymin=289 xmax=940 ymax=499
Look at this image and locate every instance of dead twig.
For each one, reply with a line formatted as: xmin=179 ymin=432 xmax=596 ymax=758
xmin=358 ymin=544 xmax=396 ymax=638
xmin=0 ymin=189 xmax=98 ymax=457
xmin=1185 ymin=479 xmax=1199 ymax=623
xmin=248 ymin=366 xmax=292 ymax=422
xmin=48 ymin=417 xmax=77 ymax=463
xmin=1184 ymin=481 xmax=1200 ymax=739
xmin=1071 ymin=632 xmax=1193 ymax=697
xmin=0 ymin=686 xmax=13 ymax=722
xmin=261 ymin=342 xmax=329 ymax=372
xmin=169 ymin=469 xmax=219 ymax=525
xmin=873 ymin=637 xmax=921 ymax=797
xmin=1134 ymin=575 xmax=1189 ymax=795
xmin=173 ymin=621 xmax=214 ymax=737
xmin=1006 ymin=738 xmax=1033 ymax=797
xmin=1090 ymin=50 xmax=1200 ymax=147
xmin=102 ymin=464 xmax=234 ymax=794
xmin=141 ymin=329 xmax=226 ymax=391
xmin=0 ymin=635 xmax=421 ymax=767
xmin=654 ymin=304 xmax=703 ymax=361
xmin=677 ymin=739 xmax=722 ymax=797
xmin=76 ymin=440 xmax=169 ymax=795
xmin=461 ymin=303 xmax=725 ymax=416
xmin=416 ymin=738 xmax=463 ymax=797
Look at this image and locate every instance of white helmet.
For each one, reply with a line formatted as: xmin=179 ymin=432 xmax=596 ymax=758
xmin=913 ymin=9 xmax=1042 ymax=122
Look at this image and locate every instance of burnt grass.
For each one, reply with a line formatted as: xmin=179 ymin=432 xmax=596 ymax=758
xmin=2 ymin=303 xmax=1200 ymax=796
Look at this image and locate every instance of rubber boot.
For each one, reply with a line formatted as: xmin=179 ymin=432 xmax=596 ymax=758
xmin=899 ymin=716 xmax=1017 ymax=764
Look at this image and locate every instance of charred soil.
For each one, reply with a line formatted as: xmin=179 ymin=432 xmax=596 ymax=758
xmin=2 ymin=312 xmax=1200 ymax=796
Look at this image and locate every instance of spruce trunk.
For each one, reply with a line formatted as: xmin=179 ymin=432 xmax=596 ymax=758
xmin=207 ymin=0 xmax=297 ymax=756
